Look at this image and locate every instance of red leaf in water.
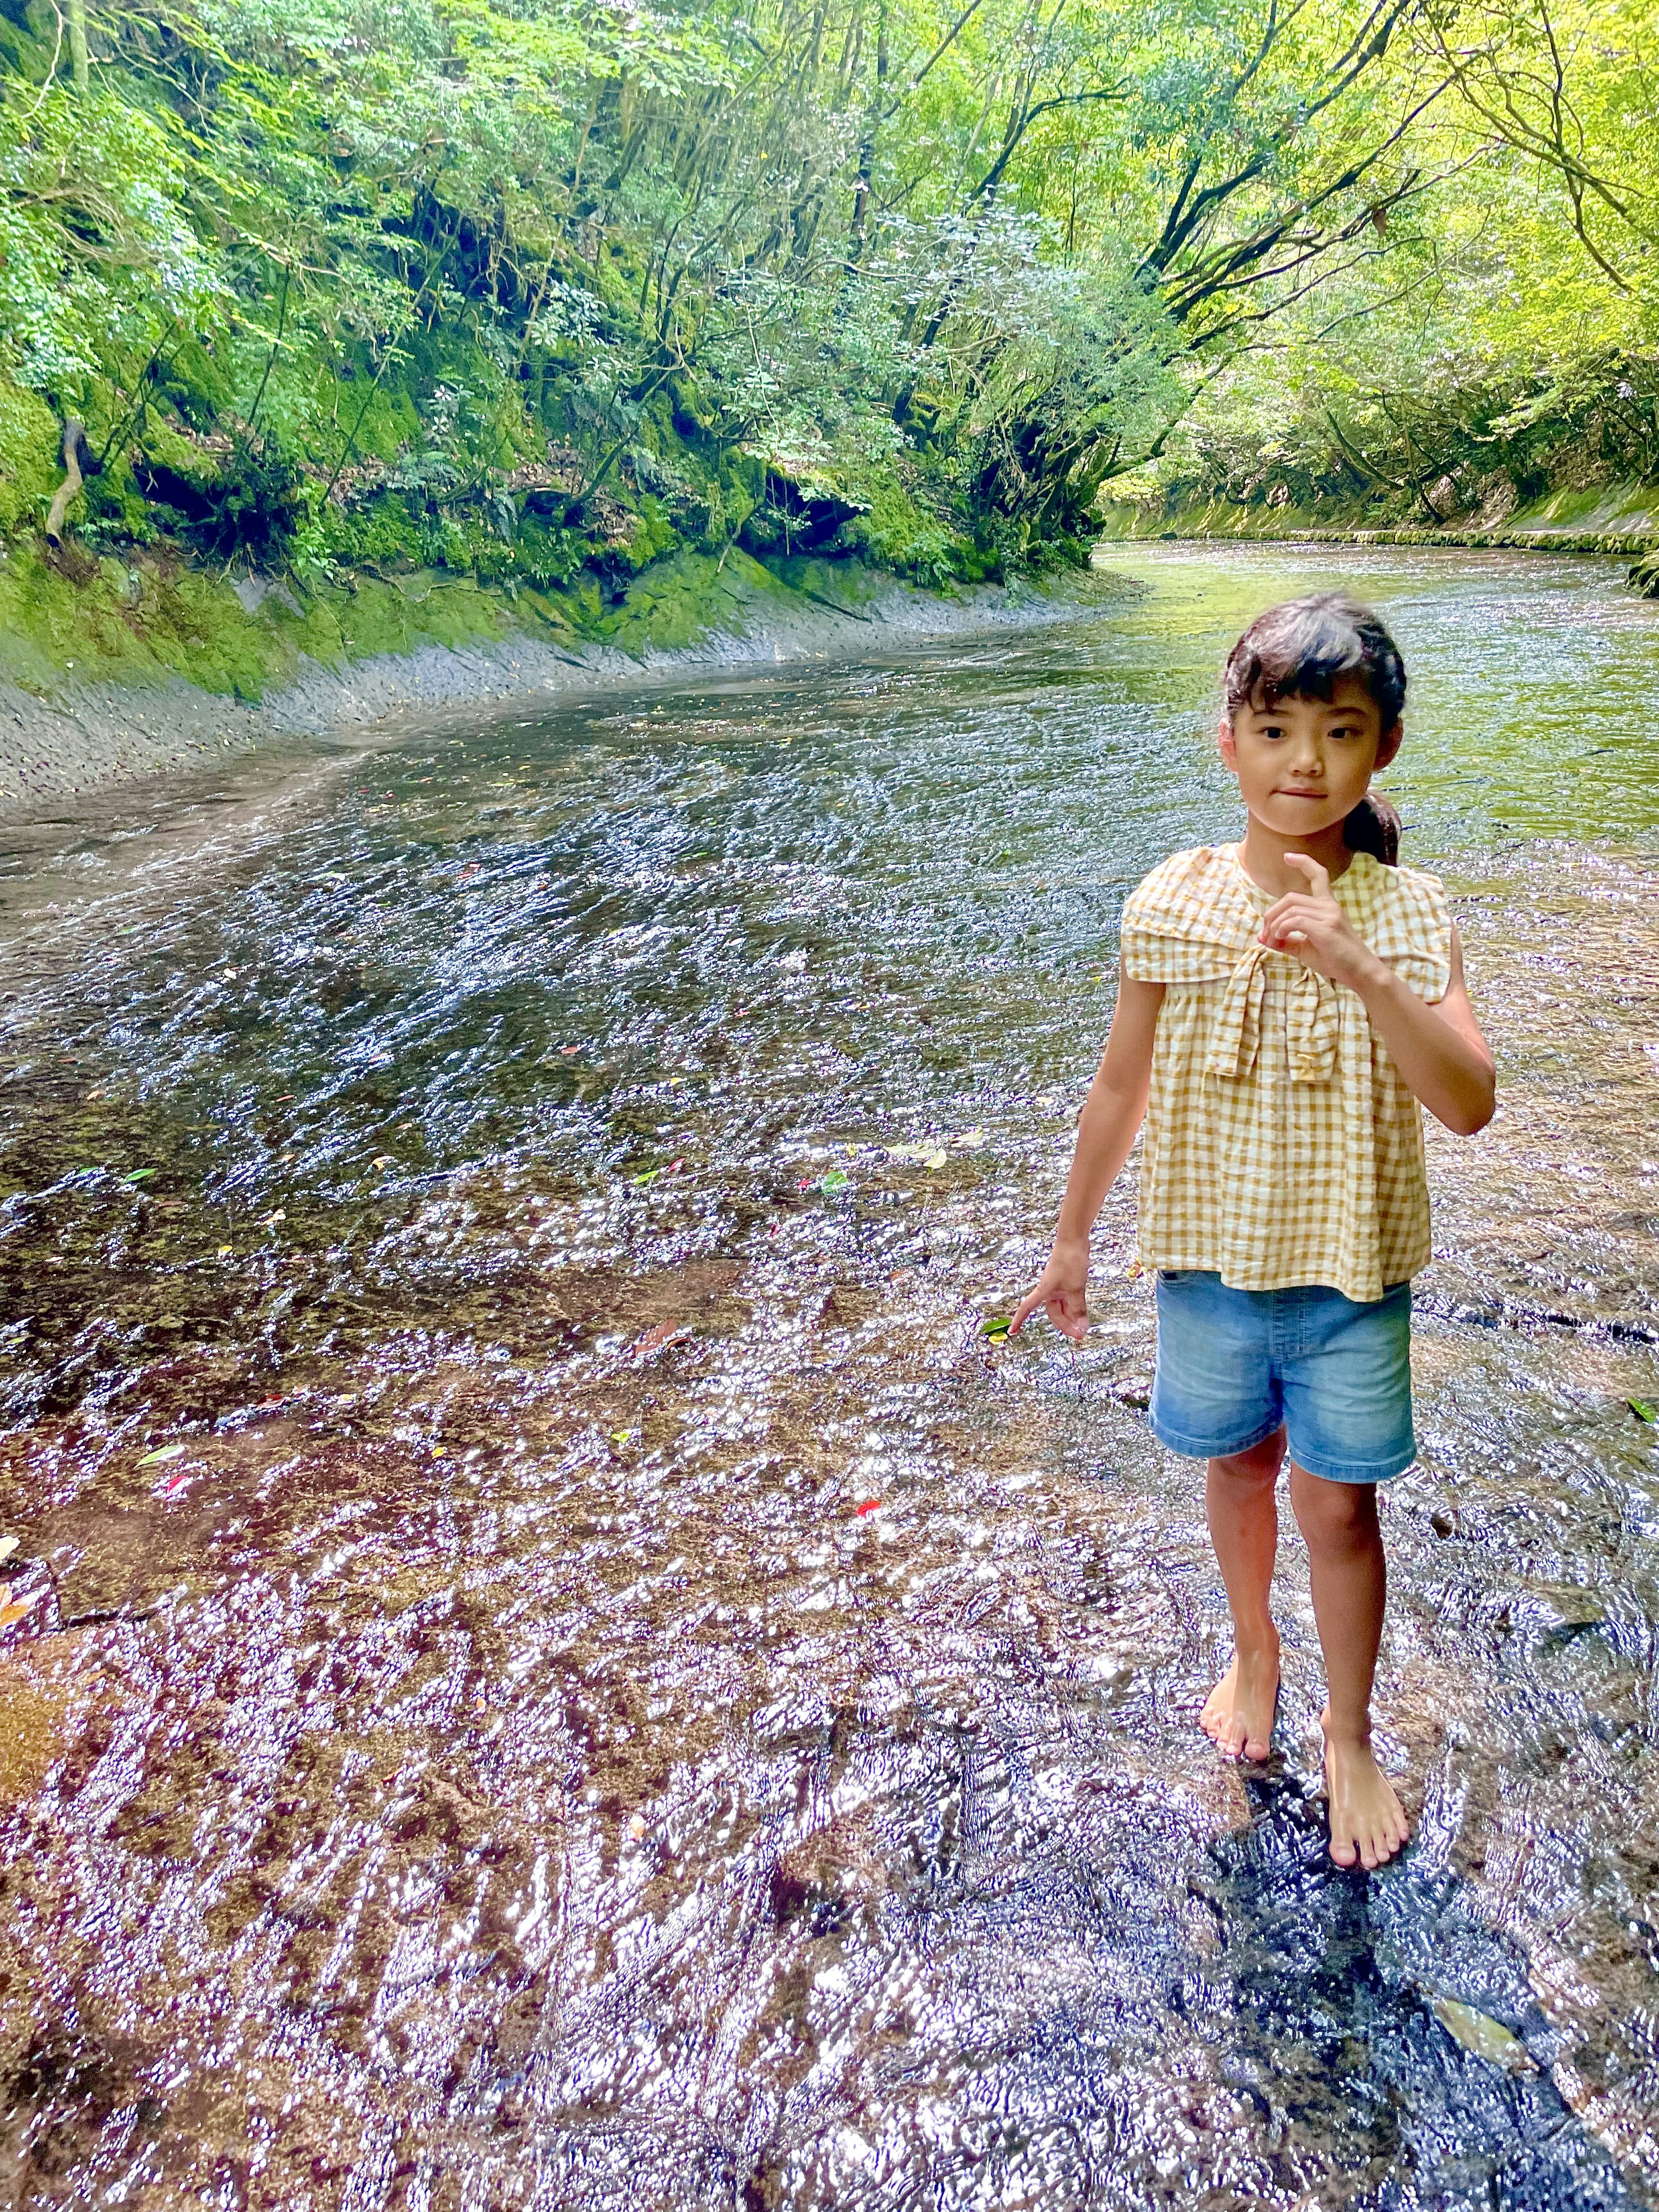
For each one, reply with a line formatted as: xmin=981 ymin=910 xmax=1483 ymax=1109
xmin=856 ymin=1500 xmax=881 ymax=1516
xmin=633 ymin=1320 xmax=687 ymax=1360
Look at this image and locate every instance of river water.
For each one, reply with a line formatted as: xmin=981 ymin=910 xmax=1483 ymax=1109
xmin=0 ymin=545 xmax=1655 ymax=2208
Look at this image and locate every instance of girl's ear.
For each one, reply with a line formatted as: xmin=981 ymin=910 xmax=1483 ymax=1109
xmin=1217 ymin=716 xmax=1239 ymax=771
xmin=1376 ymin=718 xmax=1404 ymax=770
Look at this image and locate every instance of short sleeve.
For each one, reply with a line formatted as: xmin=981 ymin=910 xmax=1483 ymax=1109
xmin=1367 ymin=863 xmax=1452 ymax=1004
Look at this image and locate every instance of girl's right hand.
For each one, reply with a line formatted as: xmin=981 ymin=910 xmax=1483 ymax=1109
xmin=1010 ymin=1246 xmax=1089 ymax=1342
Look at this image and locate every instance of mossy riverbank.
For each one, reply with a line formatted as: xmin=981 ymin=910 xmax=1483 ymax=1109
xmin=1096 ymin=481 xmax=1659 ymax=565
xmin=0 ymin=540 xmax=1072 ymax=815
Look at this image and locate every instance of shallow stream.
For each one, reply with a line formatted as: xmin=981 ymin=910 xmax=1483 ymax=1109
xmin=0 ymin=545 xmax=1656 ymax=2209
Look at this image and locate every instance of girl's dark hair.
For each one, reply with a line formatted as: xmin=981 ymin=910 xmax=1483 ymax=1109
xmin=1222 ymin=592 xmax=1405 ymax=866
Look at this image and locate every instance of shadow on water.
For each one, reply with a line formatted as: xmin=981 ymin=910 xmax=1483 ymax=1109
xmin=0 ymin=547 xmax=1655 ymax=2206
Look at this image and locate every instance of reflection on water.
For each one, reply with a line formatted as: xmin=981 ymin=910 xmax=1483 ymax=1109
xmin=0 ymin=547 xmax=1655 ymax=2206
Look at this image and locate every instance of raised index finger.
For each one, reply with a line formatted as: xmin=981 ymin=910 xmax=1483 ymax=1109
xmin=1283 ymin=852 xmax=1331 ymax=896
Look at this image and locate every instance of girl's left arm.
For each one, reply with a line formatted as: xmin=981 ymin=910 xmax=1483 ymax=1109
xmin=1260 ymin=856 xmax=1496 ymax=1136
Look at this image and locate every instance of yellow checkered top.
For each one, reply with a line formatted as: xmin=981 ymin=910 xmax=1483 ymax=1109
xmin=1120 ymin=844 xmax=1452 ymax=1303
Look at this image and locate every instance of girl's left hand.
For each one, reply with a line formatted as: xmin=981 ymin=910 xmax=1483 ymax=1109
xmin=1258 ymin=855 xmax=1377 ymax=989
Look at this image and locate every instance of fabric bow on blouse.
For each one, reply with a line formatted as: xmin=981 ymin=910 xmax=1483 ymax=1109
xmin=1116 ymin=843 xmax=1455 ymax=1304
xmin=1208 ymin=942 xmax=1340 ymax=1085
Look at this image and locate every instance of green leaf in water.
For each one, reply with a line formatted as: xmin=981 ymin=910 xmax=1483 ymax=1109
xmin=1430 ymin=1998 xmax=1535 ymax=2072
xmin=138 ymin=1442 xmax=187 ymax=1466
xmin=123 ymin=1168 xmax=156 ymax=1183
xmin=630 ymin=1169 xmax=660 ymax=1187
xmin=820 ymin=1170 xmax=850 ymax=1194
xmin=981 ymin=1315 xmax=1012 ymax=1342
xmin=1628 ymin=1398 xmax=1657 ymax=1424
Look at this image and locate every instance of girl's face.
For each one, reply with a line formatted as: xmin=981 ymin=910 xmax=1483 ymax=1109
xmin=1218 ymin=676 xmax=1402 ymax=839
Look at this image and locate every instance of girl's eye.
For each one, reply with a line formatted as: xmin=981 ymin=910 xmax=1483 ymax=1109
xmin=1261 ymin=724 xmax=1285 ymax=741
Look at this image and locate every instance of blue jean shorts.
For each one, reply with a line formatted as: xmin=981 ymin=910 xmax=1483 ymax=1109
xmin=1150 ymin=1271 xmax=1415 ymax=1484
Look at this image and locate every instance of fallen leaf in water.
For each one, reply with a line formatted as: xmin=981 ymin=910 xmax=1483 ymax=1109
xmin=1630 ymin=1398 xmax=1657 ymax=1424
xmin=1430 ymin=1998 xmax=1535 ymax=2072
xmin=163 ymin=1474 xmax=189 ymax=1497
xmin=372 ymin=1156 xmax=393 ymax=1171
xmin=123 ymin=1168 xmax=156 ymax=1184
xmin=627 ymin=1813 xmax=647 ymax=1840
xmin=560 ymin=1044 xmax=581 ymax=1056
xmin=923 ymin=1149 xmax=947 ymax=1170
xmin=631 ymin=1168 xmax=660 ymax=1187
xmin=634 ymin=1319 xmax=688 ymax=1360
xmin=0 ymin=1536 xmax=18 ymax=1564
xmin=260 ymin=1209 xmax=286 ymax=1227
xmin=217 ymin=1243 xmax=232 ymax=1256
xmin=954 ymin=1128 xmax=987 ymax=1149
xmin=981 ymin=1316 xmax=1012 ymax=1342
xmin=855 ymin=1500 xmax=881 ymax=1516
xmin=458 ymin=863 xmax=481 ymax=882
xmin=820 ymin=1169 xmax=850 ymax=1194
xmin=137 ymin=1443 xmax=187 ymax=1466
xmin=0 ymin=1590 xmax=41 ymax=1631
xmin=610 ymin=1428 xmax=639 ymax=1447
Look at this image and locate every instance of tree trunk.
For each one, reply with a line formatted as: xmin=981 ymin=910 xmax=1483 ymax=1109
xmin=45 ymin=419 xmax=87 ymax=544
xmin=67 ymin=0 xmax=89 ymax=93
xmin=846 ymin=0 xmax=889 ymax=266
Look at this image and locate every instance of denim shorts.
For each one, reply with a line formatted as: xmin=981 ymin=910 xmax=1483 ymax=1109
xmin=1150 ymin=1270 xmax=1415 ymax=1484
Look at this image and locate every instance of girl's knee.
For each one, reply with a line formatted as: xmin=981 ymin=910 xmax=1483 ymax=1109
xmin=1290 ymin=1466 xmax=1377 ymax=1549
xmin=1211 ymin=1427 xmax=1286 ymax=1487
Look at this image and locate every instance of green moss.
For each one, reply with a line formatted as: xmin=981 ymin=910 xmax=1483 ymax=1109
xmin=0 ymin=541 xmax=522 ymax=705
xmin=594 ymin=547 xmax=788 ymax=652
xmin=836 ymin=476 xmax=963 ymax=582
xmin=0 ymin=523 xmax=986 ymax=718
xmin=0 ymin=382 xmax=60 ymax=536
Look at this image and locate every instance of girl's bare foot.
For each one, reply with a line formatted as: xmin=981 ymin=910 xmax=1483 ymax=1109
xmin=1322 ymin=1716 xmax=1410 ymax=1869
xmin=1198 ymin=1639 xmax=1279 ymax=1760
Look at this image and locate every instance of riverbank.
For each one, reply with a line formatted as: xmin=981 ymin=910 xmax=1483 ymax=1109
xmin=0 ymin=542 xmax=1081 ymax=818
xmin=1096 ymin=480 xmax=1659 ymax=559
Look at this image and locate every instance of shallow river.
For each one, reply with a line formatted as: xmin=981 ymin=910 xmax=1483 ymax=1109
xmin=0 ymin=546 xmax=1656 ymax=2209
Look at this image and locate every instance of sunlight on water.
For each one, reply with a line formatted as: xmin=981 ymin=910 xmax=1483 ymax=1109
xmin=0 ymin=548 xmax=1654 ymax=2206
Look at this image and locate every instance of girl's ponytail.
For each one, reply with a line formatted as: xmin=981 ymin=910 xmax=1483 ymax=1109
xmin=1343 ymin=791 xmax=1401 ymax=868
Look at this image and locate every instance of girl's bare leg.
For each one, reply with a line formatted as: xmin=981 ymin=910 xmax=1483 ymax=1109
xmin=1199 ymin=1427 xmax=1285 ymax=1760
xmin=1288 ymin=1464 xmax=1410 ymax=1869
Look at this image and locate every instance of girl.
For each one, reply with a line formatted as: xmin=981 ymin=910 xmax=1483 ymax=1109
xmin=1012 ymin=594 xmax=1494 ymax=1872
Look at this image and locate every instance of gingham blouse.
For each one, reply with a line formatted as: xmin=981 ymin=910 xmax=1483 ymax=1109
xmin=1120 ymin=845 xmax=1452 ymax=1303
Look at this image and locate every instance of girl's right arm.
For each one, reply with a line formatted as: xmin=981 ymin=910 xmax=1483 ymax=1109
xmin=1010 ymin=967 xmax=1164 ymax=1344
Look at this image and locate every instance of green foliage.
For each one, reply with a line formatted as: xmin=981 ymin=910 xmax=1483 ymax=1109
xmin=0 ymin=0 xmax=1652 ymax=614
xmin=0 ymin=376 xmax=57 ymax=531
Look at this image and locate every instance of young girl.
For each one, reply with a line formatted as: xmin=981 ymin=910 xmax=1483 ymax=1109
xmin=1012 ymin=594 xmax=1495 ymax=1872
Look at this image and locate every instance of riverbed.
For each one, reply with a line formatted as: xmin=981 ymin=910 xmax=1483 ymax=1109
xmin=0 ymin=544 xmax=1655 ymax=2207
